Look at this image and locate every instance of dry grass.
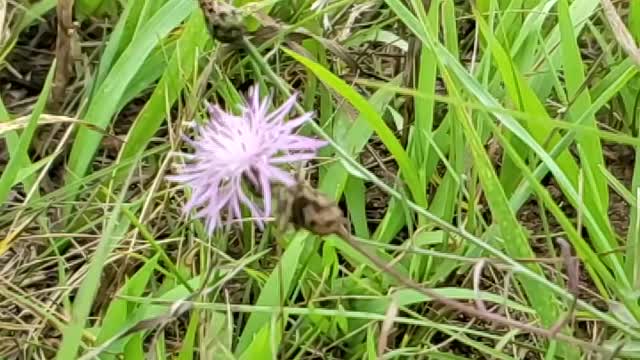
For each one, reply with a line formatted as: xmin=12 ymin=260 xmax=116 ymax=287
xmin=1 ymin=0 xmax=640 ymax=359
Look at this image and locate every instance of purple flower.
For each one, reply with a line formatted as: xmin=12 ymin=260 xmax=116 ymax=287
xmin=168 ymin=86 xmax=326 ymax=234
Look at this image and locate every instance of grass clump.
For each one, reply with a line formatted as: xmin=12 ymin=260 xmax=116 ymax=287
xmin=1 ymin=0 xmax=640 ymax=359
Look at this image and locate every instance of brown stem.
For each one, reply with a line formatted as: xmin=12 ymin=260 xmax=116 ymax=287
xmin=52 ymin=0 xmax=75 ymax=112
xmin=600 ymin=0 xmax=640 ymax=68
xmin=335 ymin=227 xmax=614 ymax=356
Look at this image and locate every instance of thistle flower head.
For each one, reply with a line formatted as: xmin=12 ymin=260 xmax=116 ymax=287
xmin=169 ymin=86 xmax=326 ymax=234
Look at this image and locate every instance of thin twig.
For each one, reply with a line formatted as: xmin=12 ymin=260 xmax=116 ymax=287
xmin=548 ymin=238 xmax=580 ymax=336
xmin=557 ymin=238 xmax=580 ymax=296
xmin=52 ymin=0 xmax=75 ymax=111
xmin=378 ymin=297 xmax=398 ymax=359
xmin=0 ymin=0 xmax=7 ymax=47
xmin=600 ymin=0 xmax=640 ymax=68
xmin=473 ymin=259 xmax=487 ymax=312
xmin=334 ymin=225 xmax=613 ymax=356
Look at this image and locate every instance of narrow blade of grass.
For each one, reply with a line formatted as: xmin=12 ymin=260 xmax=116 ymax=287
xmin=235 ymin=232 xmax=310 ymax=354
xmin=0 ymin=61 xmax=55 ymax=204
xmin=114 ymin=11 xmax=211 ymax=182
xmin=55 ymin=170 xmax=135 ymax=359
xmin=66 ymin=0 xmax=194 ymax=192
xmin=284 ymin=49 xmax=427 ymax=211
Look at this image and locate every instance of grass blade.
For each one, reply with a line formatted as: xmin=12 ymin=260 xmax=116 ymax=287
xmin=66 ymin=0 xmax=194 ymax=188
xmin=0 ymin=61 xmax=55 ymax=204
xmin=284 ymin=49 xmax=427 ymax=210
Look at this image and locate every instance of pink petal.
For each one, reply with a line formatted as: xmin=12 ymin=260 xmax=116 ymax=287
xmin=282 ymin=112 xmax=313 ymax=131
xmin=265 ymin=166 xmax=295 ymax=186
xmin=269 ymin=153 xmax=318 ymax=164
xmin=259 ymin=172 xmax=272 ymax=216
xmin=248 ymin=86 xmax=261 ymax=112
xmin=236 ymin=187 xmax=263 ymax=223
xmin=229 ymin=192 xmax=243 ymax=220
xmin=265 ymin=92 xmax=298 ymax=124
xmin=279 ymin=137 xmax=328 ymax=151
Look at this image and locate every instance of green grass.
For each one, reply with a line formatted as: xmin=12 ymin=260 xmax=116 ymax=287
xmin=1 ymin=0 xmax=640 ymax=358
